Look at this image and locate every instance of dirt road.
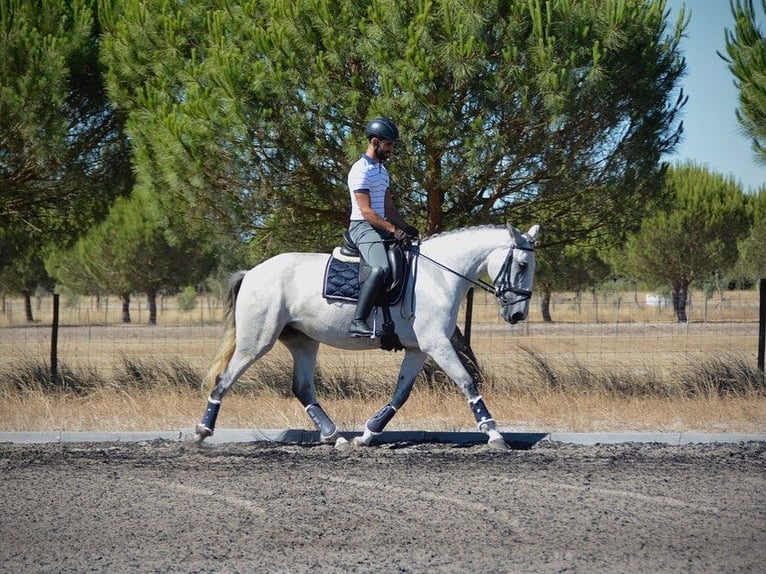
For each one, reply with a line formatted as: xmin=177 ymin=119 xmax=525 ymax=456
xmin=1 ymin=439 xmax=764 ymax=573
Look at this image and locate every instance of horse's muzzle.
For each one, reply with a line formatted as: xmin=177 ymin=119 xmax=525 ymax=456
xmin=508 ymin=311 xmax=525 ymax=324
xmin=501 ymin=303 xmax=528 ymax=325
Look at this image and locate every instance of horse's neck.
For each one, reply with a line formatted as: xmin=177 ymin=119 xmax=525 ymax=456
xmin=421 ymin=228 xmax=508 ymax=279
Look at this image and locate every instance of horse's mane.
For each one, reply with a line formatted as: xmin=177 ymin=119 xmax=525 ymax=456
xmin=421 ymin=224 xmax=505 ymax=243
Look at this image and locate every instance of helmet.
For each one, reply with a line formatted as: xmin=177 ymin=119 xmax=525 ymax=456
xmin=365 ymin=118 xmax=400 ymax=142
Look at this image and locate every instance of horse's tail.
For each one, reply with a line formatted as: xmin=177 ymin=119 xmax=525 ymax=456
xmin=204 ymin=270 xmax=247 ymax=389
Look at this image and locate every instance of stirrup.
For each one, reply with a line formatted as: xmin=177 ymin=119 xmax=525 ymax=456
xmin=348 ymin=319 xmax=381 ymax=338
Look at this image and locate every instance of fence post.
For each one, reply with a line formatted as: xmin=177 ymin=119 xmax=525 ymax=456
xmin=758 ymin=278 xmax=765 ymax=373
xmin=464 ymin=288 xmax=474 ymax=347
xmin=51 ymin=293 xmax=59 ymax=385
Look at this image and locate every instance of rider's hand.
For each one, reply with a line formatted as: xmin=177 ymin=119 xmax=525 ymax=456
xmin=403 ymin=225 xmax=420 ymax=239
xmin=393 ymin=228 xmax=409 ymax=243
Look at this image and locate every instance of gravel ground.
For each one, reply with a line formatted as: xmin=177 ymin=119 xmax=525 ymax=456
xmin=1 ymin=439 xmax=764 ymax=573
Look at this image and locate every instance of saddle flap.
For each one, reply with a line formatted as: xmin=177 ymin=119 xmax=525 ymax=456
xmin=387 ymin=244 xmax=405 ymax=293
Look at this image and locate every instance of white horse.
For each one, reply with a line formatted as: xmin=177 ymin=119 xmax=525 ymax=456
xmin=194 ymin=224 xmax=539 ymax=449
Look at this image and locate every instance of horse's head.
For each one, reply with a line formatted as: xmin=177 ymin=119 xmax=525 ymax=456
xmin=488 ymin=224 xmax=539 ymax=324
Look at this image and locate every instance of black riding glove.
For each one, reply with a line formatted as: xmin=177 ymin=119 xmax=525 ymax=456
xmin=403 ymin=225 xmax=420 ymax=239
xmin=392 ymin=228 xmax=409 ymax=243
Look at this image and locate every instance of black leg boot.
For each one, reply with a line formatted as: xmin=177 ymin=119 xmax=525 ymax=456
xmin=349 ymin=267 xmax=386 ymax=337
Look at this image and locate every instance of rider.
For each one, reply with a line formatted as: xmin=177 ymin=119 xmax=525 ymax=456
xmin=347 ymin=117 xmax=419 ymax=338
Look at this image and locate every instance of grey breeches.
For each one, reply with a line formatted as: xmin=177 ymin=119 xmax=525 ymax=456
xmin=348 ymin=220 xmax=391 ymax=281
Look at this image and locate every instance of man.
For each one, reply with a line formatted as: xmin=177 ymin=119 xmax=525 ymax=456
xmin=347 ymin=117 xmax=418 ymax=338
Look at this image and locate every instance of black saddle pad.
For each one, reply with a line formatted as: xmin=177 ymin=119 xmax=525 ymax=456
xmin=322 ymin=257 xmax=360 ymax=302
xmin=322 ymin=255 xmax=408 ymax=305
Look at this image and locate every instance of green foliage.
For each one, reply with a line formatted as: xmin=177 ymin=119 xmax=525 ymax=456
xmin=732 ymin=187 xmax=766 ymax=282
xmin=619 ymin=162 xmax=750 ymax=319
xmin=534 ymin=240 xmax=612 ymax=321
xmin=537 ymin=243 xmax=612 ymax=293
xmin=0 ymin=0 xmax=133 ymax=273
xmin=176 ymin=286 xmax=198 ymax=312
xmin=99 ymin=0 xmax=687 ymax=252
xmin=0 ymin=247 xmax=53 ymax=297
xmin=46 ymin=188 xmax=218 ymax=315
xmin=721 ymin=0 xmax=766 ymax=168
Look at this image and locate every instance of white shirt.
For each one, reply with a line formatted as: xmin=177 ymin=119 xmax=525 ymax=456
xmin=348 ymin=154 xmax=388 ymax=221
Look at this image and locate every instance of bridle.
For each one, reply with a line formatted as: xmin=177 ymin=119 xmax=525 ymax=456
xmin=491 ymin=243 xmax=535 ymax=303
xmin=413 ymin=240 xmax=535 ymax=304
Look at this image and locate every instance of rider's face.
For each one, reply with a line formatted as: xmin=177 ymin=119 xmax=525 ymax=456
xmin=373 ymin=138 xmax=396 ymax=161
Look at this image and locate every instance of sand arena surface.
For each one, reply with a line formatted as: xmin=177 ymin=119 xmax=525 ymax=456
xmin=1 ymin=439 xmax=764 ymax=573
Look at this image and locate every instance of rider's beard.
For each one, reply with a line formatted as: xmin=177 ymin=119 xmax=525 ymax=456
xmin=374 ymin=147 xmax=392 ymax=162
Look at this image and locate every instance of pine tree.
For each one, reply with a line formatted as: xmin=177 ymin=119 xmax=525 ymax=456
xmin=48 ymin=189 xmax=217 ymax=324
xmin=620 ymin=163 xmax=750 ymax=321
xmin=721 ymin=0 xmax=766 ymax=168
xmin=99 ymin=0 xmax=688 ymax=252
xmin=0 ymin=0 xmax=132 ymax=273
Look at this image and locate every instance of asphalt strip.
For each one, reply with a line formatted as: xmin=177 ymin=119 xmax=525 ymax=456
xmin=0 ymin=429 xmax=764 ymax=447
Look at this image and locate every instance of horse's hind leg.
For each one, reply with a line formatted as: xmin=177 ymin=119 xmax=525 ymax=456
xmin=353 ymin=350 xmax=428 ymax=447
xmin=193 ymin=348 xmax=261 ymax=444
xmin=193 ymin=319 xmax=281 ymax=444
xmin=280 ymin=328 xmax=349 ymax=451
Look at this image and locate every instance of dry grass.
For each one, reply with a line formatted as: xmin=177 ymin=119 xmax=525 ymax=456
xmin=1 ymin=349 xmax=763 ymax=434
xmin=2 ymin=386 xmax=763 ymax=434
xmin=1 ymin=290 xmax=764 ymax=434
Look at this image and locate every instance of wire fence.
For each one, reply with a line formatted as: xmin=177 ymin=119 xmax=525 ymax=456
xmin=1 ymin=286 xmax=763 ymax=384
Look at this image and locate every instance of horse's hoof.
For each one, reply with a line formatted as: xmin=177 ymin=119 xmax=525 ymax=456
xmin=334 ymin=436 xmax=351 ymax=452
xmin=191 ymin=424 xmax=212 ymax=446
xmin=320 ymin=430 xmax=339 ymax=445
xmin=487 ymin=437 xmax=509 ymax=450
xmin=351 ymin=436 xmax=370 ymax=447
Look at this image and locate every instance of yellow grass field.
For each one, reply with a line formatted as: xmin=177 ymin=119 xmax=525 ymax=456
xmin=1 ymin=289 xmax=764 ymax=434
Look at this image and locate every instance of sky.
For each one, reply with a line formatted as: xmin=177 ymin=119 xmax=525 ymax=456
xmin=665 ymin=0 xmax=765 ymax=192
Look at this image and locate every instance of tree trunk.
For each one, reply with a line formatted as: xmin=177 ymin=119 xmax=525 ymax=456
xmin=147 ymin=289 xmax=158 ymax=325
xmin=540 ymin=286 xmax=553 ymax=322
xmin=23 ymin=291 xmax=34 ymax=322
xmin=121 ymin=292 xmax=131 ymax=323
xmin=672 ymin=282 xmax=689 ymax=322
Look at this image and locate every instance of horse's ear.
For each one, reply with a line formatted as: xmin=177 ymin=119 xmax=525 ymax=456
xmin=526 ymin=224 xmax=540 ymax=244
xmin=507 ymin=223 xmax=523 ymax=244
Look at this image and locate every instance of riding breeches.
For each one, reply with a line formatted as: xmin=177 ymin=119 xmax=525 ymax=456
xmin=348 ymin=220 xmax=391 ymax=281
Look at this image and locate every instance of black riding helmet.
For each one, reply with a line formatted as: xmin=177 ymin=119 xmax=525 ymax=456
xmin=365 ymin=118 xmax=399 ymax=142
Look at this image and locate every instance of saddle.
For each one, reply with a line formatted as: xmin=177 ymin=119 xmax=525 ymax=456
xmin=322 ymin=231 xmax=409 ymax=306
xmin=323 ymin=232 xmax=411 ymax=352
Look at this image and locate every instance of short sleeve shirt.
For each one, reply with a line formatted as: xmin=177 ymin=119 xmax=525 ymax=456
xmin=348 ymin=154 xmax=388 ymax=221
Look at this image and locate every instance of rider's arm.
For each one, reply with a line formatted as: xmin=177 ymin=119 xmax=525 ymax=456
xmin=355 ymin=191 xmax=397 ymax=233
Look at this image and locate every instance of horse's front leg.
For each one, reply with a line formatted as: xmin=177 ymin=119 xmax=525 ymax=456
xmin=425 ymin=340 xmax=508 ymax=450
xmin=353 ymin=350 xmax=427 ymax=447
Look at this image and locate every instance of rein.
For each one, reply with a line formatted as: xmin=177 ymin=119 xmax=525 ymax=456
xmin=413 ymin=242 xmax=535 ymax=301
xmin=414 ymin=249 xmax=495 ymax=295
xmin=353 ymin=235 xmax=534 ymax=304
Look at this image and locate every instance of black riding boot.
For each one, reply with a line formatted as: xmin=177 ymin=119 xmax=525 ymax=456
xmin=349 ymin=267 xmax=386 ymax=337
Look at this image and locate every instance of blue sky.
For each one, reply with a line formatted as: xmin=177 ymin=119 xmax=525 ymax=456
xmin=666 ymin=0 xmax=764 ymax=192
